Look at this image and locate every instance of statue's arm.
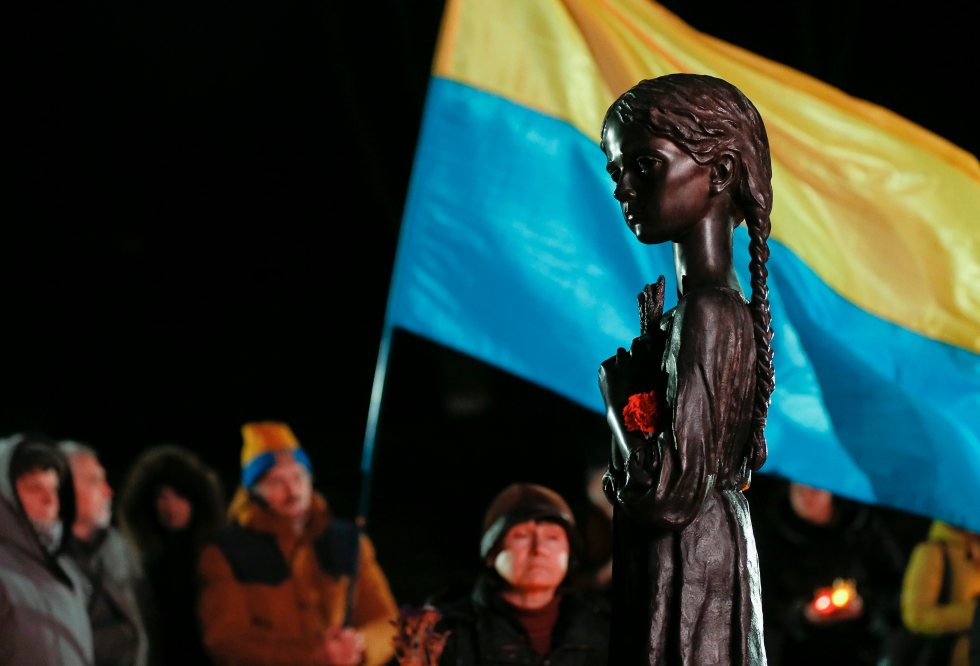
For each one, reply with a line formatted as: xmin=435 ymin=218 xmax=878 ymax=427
xmin=598 ymin=277 xmax=666 ymax=472
xmin=607 ymin=289 xmax=743 ymax=530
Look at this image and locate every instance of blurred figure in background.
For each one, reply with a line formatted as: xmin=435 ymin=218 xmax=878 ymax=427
xmin=197 ymin=421 xmax=398 ymax=666
xmin=568 ymin=464 xmax=614 ymax=594
xmin=0 ymin=433 xmax=93 ymax=665
xmin=60 ymin=440 xmax=155 ymax=666
xmin=118 ymin=444 xmax=226 ymax=666
xmin=751 ymin=478 xmax=908 ymax=665
xmin=901 ymin=519 xmax=980 ymax=666
xmin=427 ymin=482 xmax=609 ymax=665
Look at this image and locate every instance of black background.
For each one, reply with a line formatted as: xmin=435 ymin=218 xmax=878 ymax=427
xmin=6 ymin=0 xmax=972 ymax=603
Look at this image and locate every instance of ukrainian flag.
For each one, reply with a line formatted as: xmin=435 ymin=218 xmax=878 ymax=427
xmin=385 ymin=0 xmax=980 ymax=530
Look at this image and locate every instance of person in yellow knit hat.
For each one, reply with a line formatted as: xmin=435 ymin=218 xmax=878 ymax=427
xmin=197 ymin=421 xmax=398 ymax=666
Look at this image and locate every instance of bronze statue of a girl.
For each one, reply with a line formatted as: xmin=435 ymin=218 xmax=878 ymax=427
xmin=597 ymin=73 xmax=774 ymax=664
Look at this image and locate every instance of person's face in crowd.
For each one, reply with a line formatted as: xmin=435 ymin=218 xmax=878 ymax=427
xmin=255 ymin=456 xmax=313 ymax=521
xmin=493 ymin=519 xmax=570 ymax=592
xmin=789 ymin=482 xmax=834 ymax=525
xmin=69 ymin=452 xmax=113 ymax=531
xmin=155 ymin=484 xmax=193 ymax=531
xmin=15 ymin=467 xmax=60 ymax=523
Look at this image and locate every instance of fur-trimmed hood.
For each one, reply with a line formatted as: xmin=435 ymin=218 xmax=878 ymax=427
xmin=117 ymin=444 xmax=226 ymax=561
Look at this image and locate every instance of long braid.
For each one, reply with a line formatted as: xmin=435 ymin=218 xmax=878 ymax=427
xmin=745 ymin=210 xmax=774 ymax=471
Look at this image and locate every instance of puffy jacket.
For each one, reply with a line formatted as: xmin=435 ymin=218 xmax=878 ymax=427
xmin=198 ymin=491 xmax=398 ymax=666
xmin=0 ymin=435 xmax=94 ymax=666
xmin=435 ymin=576 xmax=610 ymax=666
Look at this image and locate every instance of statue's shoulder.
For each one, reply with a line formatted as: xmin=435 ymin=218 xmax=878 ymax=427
xmin=675 ymin=285 xmax=749 ymax=325
xmin=681 ymin=285 xmax=748 ymax=308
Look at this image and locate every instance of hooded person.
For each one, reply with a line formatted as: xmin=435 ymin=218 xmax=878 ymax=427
xmin=0 ymin=433 xmax=94 ymax=666
xmin=426 ymin=482 xmax=610 ymax=666
xmin=118 ymin=443 xmax=226 ymax=666
xmin=197 ymin=421 xmax=398 ymax=666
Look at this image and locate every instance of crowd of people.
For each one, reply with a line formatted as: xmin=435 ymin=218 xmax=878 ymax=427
xmin=1 ymin=424 xmax=977 ymax=665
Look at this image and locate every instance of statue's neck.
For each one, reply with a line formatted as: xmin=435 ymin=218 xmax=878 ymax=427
xmin=673 ymin=211 xmax=741 ymax=297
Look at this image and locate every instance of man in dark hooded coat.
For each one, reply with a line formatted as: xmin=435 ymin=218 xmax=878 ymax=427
xmin=0 ymin=433 xmax=94 ymax=666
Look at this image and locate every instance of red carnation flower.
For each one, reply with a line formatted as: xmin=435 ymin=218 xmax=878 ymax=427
xmin=623 ymin=391 xmax=661 ymax=438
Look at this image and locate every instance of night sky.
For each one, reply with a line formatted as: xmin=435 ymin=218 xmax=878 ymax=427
xmin=7 ymin=0 xmax=972 ymax=602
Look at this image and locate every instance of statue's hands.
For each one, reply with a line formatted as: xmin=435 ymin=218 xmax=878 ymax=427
xmin=598 ymin=333 xmax=660 ymax=475
xmin=600 ymin=275 xmax=668 ymax=410
xmin=599 ymin=275 xmax=667 ymax=475
xmin=598 ymin=346 xmax=633 ymax=414
xmin=598 ymin=347 xmax=633 ymax=475
xmin=599 ymin=333 xmax=661 ymax=407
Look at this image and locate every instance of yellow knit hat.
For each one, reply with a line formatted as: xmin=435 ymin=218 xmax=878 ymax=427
xmin=239 ymin=421 xmax=312 ymax=488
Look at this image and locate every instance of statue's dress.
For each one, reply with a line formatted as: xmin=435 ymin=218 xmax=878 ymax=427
xmin=604 ymin=284 xmax=767 ymax=665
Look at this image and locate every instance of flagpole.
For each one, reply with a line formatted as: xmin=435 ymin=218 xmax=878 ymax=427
xmin=341 ymin=70 xmax=438 ymax=626
xmin=344 ymin=317 xmax=395 ymax=625
xmin=358 ymin=319 xmax=394 ymax=523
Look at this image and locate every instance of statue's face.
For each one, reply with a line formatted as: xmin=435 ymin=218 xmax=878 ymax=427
xmin=603 ymin=116 xmax=713 ymax=245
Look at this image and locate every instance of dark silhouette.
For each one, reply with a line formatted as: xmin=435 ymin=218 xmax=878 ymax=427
xmin=752 ymin=479 xmax=908 ymax=665
xmin=118 ymin=444 xmax=227 ymax=666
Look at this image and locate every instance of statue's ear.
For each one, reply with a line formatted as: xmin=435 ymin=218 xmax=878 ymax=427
xmin=710 ymin=152 xmax=738 ymax=195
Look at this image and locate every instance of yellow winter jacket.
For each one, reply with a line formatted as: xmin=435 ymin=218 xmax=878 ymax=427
xmin=198 ymin=491 xmax=398 ymax=666
xmin=901 ymin=520 xmax=980 ymax=666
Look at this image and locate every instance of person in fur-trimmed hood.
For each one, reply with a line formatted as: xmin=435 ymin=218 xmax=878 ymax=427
xmin=197 ymin=421 xmax=398 ymax=666
xmin=0 ymin=433 xmax=94 ymax=666
xmin=118 ymin=443 xmax=227 ymax=665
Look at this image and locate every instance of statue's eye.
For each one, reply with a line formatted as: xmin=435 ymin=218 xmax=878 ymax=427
xmin=637 ymin=156 xmax=659 ymax=174
xmin=608 ymin=168 xmax=621 ymax=184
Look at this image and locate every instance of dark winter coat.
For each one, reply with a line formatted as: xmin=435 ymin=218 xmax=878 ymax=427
xmin=435 ymin=576 xmax=610 ymax=666
xmin=66 ymin=527 xmax=155 ymax=666
xmin=118 ymin=444 xmax=226 ymax=666
xmin=0 ymin=436 xmax=94 ymax=666
xmin=751 ymin=483 xmax=907 ymax=665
